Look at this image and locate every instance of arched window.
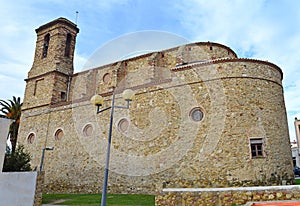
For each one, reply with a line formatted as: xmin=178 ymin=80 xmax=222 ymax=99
xmin=117 ymin=118 xmax=129 ymax=133
xmin=64 ymin=33 xmax=72 ymax=57
xmin=42 ymin=34 xmax=50 ymax=58
xmin=83 ymin=124 xmax=93 ymax=137
xmin=54 ymin=129 xmax=64 ymax=141
xmin=27 ymin=133 xmax=35 ymax=144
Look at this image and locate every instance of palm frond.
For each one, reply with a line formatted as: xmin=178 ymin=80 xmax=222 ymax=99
xmin=0 ymin=100 xmax=11 ymax=109
xmin=0 ymin=96 xmax=22 ymax=153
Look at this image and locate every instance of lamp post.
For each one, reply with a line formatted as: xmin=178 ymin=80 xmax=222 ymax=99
xmin=91 ymin=89 xmax=135 ymax=206
xmin=40 ymin=146 xmax=54 ymax=172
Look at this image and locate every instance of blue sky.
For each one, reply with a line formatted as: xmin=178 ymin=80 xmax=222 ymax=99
xmin=0 ymin=0 xmax=299 ymax=140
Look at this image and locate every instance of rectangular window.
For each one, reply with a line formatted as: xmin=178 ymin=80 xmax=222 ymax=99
xmin=250 ymin=138 xmax=263 ymax=158
xmin=61 ymin=91 xmax=66 ymax=101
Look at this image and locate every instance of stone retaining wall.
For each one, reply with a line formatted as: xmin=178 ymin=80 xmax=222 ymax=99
xmin=155 ymin=186 xmax=300 ymax=206
xmin=34 ymin=171 xmax=45 ymax=206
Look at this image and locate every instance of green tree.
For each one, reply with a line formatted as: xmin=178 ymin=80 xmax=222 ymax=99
xmin=0 ymin=96 xmax=22 ymax=153
xmin=3 ymin=144 xmax=31 ymax=172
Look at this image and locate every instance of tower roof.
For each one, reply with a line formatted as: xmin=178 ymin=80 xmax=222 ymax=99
xmin=35 ymin=17 xmax=79 ymax=33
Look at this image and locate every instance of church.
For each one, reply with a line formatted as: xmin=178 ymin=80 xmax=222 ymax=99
xmin=18 ymin=17 xmax=293 ymax=194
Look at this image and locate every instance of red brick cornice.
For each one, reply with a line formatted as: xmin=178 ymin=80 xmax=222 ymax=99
xmin=25 ymin=70 xmax=70 ymax=82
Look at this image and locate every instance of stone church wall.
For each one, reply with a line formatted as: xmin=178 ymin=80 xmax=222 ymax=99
xmin=19 ymin=54 xmax=293 ymax=194
xmin=17 ymin=18 xmax=293 ymax=194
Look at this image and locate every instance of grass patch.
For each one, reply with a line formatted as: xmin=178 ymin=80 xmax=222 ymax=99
xmin=295 ymin=178 xmax=300 ymax=185
xmin=42 ymin=193 xmax=155 ymax=206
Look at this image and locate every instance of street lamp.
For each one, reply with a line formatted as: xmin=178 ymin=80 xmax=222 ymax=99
xmin=91 ymin=89 xmax=135 ymax=206
xmin=40 ymin=146 xmax=54 ymax=172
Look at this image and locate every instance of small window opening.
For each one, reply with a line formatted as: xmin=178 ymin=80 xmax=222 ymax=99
xmin=250 ymin=138 xmax=263 ymax=158
xmin=103 ymin=73 xmax=111 ymax=83
xmin=190 ymin=107 xmax=204 ymax=122
xmin=42 ymin=34 xmax=50 ymax=58
xmin=64 ymin=33 xmax=72 ymax=57
xmin=55 ymin=129 xmax=64 ymax=141
xmin=118 ymin=118 xmax=129 ymax=133
xmin=27 ymin=133 xmax=35 ymax=144
xmin=61 ymin=91 xmax=66 ymax=101
xmin=210 ymin=46 xmax=213 ymax=50
xmin=83 ymin=124 xmax=93 ymax=137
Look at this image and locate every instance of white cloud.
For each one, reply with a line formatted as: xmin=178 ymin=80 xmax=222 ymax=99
xmin=74 ymin=53 xmax=88 ymax=73
xmin=0 ymin=73 xmax=25 ymax=100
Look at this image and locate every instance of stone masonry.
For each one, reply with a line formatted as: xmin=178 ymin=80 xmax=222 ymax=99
xmin=156 ymin=186 xmax=300 ymax=205
xmin=18 ymin=18 xmax=293 ymax=194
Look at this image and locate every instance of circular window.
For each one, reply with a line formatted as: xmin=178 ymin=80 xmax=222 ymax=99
xmin=27 ymin=133 xmax=35 ymax=144
xmin=190 ymin=107 xmax=204 ymax=122
xmin=103 ymin=73 xmax=111 ymax=83
xmin=83 ymin=124 xmax=93 ymax=137
xmin=55 ymin=129 xmax=64 ymax=141
xmin=118 ymin=118 xmax=129 ymax=132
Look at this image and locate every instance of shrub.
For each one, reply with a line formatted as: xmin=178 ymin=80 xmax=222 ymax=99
xmin=2 ymin=145 xmax=31 ymax=172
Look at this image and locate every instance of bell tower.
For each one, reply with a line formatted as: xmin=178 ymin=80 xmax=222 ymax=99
xmin=23 ymin=18 xmax=79 ymax=110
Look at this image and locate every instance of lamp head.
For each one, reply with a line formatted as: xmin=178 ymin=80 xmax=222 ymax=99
xmin=91 ymin=94 xmax=104 ymax=106
xmin=45 ymin=146 xmax=54 ymax=150
xmin=122 ymin=89 xmax=135 ymax=101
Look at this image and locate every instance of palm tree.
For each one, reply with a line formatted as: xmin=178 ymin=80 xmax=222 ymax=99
xmin=0 ymin=96 xmax=22 ymax=153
